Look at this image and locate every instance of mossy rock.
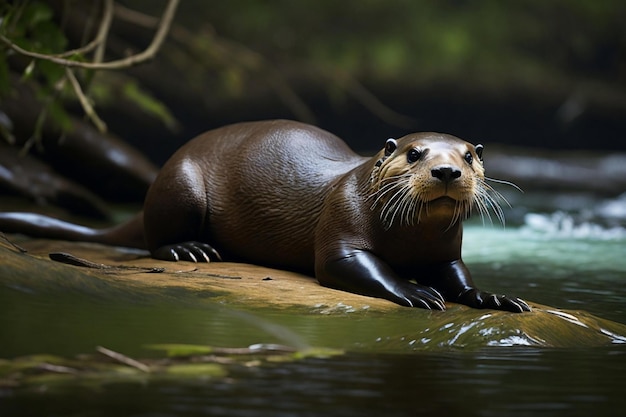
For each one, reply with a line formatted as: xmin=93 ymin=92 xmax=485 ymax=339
xmin=2 ymin=236 xmax=626 ymax=350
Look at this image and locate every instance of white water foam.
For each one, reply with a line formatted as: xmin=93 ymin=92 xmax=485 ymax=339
xmin=522 ymin=211 xmax=626 ymax=240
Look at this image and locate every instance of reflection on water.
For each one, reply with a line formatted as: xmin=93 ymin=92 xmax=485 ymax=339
xmin=2 ymin=348 xmax=626 ymax=417
xmin=1 ymin=194 xmax=626 ymax=416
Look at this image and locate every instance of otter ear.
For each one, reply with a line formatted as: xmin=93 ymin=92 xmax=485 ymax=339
xmin=384 ymin=138 xmax=397 ymax=156
xmin=475 ymin=144 xmax=484 ymax=161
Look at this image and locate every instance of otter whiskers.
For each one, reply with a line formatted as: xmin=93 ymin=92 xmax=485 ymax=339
xmin=473 ymin=177 xmax=521 ymax=226
xmin=369 ymin=174 xmax=516 ymax=230
xmin=448 ymin=199 xmax=472 ymax=230
xmin=369 ymin=173 xmax=471 ymax=230
xmin=369 ymin=173 xmax=420 ymax=229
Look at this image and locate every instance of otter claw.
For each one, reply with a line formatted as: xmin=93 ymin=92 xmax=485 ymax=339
xmin=180 ymin=247 xmax=198 ymax=262
xmin=489 ymin=293 xmax=501 ymax=307
xmin=459 ymin=289 xmax=531 ymax=313
xmin=520 ymin=298 xmax=531 ymax=311
xmin=410 ymin=297 xmax=444 ymax=311
xmin=400 ymin=284 xmax=446 ymax=310
xmin=495 ymin=295 xmax=531 ymax=313
xmin=153 ymin=241 xmax=222 ymax=262
xmin=512 ymin=297 xmax=532 ymax=312
xmin=197 ymin=249 xmax=211 ymax=263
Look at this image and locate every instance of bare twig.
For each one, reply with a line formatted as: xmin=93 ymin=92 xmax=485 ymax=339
xmin=0 ymin=0 xmax=179 ymax=70
xmin=19 ymin=76 xmax=68 ymax=156
xmin=37 ymin=363 xmax=80 ymax=374
xmin=0 ymin=232 xmax=28 ymax=253
xmin=65 ymin=67 xmax=107 ymax=132
xmin=49 ymin=252 xmax=165 ymax=273
xmin=56 ymin=0 xmax=114 ymax=59
xmin=114 ymin=3 xmax=409 ymax=127
xmin=322 ymin=70 xmax=417 ymax=129
xmin=93 ymin=0 xmax=114 ymax=64
xmin=218 ymin=40 xmax=316 ymax=123
xmin=114 ymin=3 xmax=161 ymax=28
xmin=97 ymin=346 xmax=151 ymax=373
xmin=113 ymin=4 xmax=316 ymax=123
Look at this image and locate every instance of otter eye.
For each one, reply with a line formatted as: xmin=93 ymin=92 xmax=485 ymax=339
xmin=464 ymin=151 xmax=473 ymax=165
xmin=384 ymin=138 xmax=397 ymax=156
xmin=407 ymin=148 xmax=422 ymax=163
xmin=475 ymin=144 xmax=484 ymax=161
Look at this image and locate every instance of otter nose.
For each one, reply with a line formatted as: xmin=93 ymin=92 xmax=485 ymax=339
xmin=431 ymin=165 xmax=461 ymax=183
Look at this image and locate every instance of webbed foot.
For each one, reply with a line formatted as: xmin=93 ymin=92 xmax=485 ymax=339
xmin=458 ymin=289 xmax=531 ymax=313
xmin=152 ymin=241 xmax=222 ymax=262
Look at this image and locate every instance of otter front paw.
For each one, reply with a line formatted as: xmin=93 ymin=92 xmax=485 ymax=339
xmin=153 ymin=241 xmax=222 ymax=262
xmin=458 ymin=289 xmax=531 ymax=313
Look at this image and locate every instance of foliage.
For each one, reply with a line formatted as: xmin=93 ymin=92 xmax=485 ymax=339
xmin=0 ymin=0 xmax=178 ymax=141
xmin=202 ymin=0 xmax=625 ymax=82
xmin=0 ymin=0 xmax=623 ymax=145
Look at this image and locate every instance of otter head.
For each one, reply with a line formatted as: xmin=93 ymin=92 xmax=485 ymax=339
xmin=370 ymin=133 xmax=495 ymax=229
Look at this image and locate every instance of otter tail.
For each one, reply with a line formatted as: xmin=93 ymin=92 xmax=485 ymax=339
xmin=0 ymin=212 xmax=146 ymax=249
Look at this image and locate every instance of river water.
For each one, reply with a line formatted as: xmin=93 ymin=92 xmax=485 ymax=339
xmin=1 ymin=189 xmax=625 ymax=416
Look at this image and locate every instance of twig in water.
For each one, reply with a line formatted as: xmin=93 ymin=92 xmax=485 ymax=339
xmin=37 ymin=363 xmax=79 ymax=374
xmin=96 ymin=346 xmax=151 ymax=373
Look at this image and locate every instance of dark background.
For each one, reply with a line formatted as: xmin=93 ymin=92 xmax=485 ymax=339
xmin=1 ymin=0 xmax=625 ymax=208
xmin=104 ymin=0 xmax=626 ymax=162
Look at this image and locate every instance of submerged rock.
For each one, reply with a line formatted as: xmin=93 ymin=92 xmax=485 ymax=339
xmin=371 ymin=303 xmax=626 ymax=352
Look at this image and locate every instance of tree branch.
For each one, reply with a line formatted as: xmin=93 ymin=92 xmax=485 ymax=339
xmin=0 ymin=0 xmax=179 ymax=70
xmin=93 ymin=0 xmax=114 ymax=63
xmin=56 ymin=0 xmax=114 ymax=59
xmin=65 ymin=67 xmax=107 ymax=132
xmin=113 ymin=4 xmax=316 ymax=123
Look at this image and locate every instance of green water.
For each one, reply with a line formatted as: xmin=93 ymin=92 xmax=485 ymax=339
xmin=1 ymin=214 xmax=626 ymax=416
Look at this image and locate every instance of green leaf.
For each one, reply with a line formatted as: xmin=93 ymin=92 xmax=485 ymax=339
xmin=47 ymin=99 xmax=74 ymax=133
xmin=21 ymin=60 xmax=36 ymax=81
xmin=122 ymin=81 xmax=179 ymax=131
xmin=3 ymin=2 xmax=67 ymax=54
xmin=33 ymin=20 xmax=68 ymax=53
xmin=36 ymin=59 xmax=65 ymax=86
xmin=22 ymin=1 xmax=53 ymax=31
xmin=166 ymin=363 xmax=227 ymax=377
xmin=145 ymin=344 xmax=215 ymax=357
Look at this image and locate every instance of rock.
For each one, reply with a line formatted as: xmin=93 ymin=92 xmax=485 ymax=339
xmin=2 ymin=236 xmax=626 ymax=350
